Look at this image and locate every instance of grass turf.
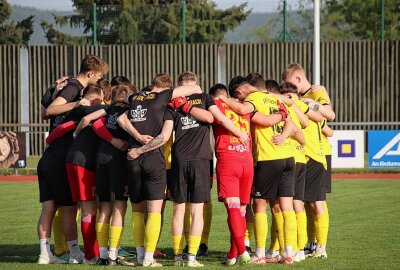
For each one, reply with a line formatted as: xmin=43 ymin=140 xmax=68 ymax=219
xmin=0 ymin=180 xmax=399 ymax=269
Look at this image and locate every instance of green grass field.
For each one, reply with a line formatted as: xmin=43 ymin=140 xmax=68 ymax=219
xmin=0 ymin=180 xmax=399 ymax=269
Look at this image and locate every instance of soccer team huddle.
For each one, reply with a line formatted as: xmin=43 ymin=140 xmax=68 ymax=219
xmin=37 ymin=54 xmax=335 ymax=267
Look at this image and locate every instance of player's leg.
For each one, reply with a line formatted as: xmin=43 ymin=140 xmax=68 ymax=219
xmin=198 ymin=201 xmax=212 ymax=256
xmin=293 ymin=162 xmax=307 ymax=262
xmin=95 ymin=162 xmax=112 ymax=263
xmin=267 ymin=202 xmax=284 ymax=262
xmin=172 ymin=202 xmax=186 ymax=266
xmin=52 ymin=209 xmax=68 ymax=258
xmin=277 ymin=158 xmax=296 ymax=264
xmin=37 ymin=200 xmax=60 ymax=264
xmin=62 ymin=205 xmax=83 ymax=264
xmin=141 ymin=154 xmax=167 ymax=267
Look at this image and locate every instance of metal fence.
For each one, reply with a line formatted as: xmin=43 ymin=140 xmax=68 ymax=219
xmin=0 ymin=40 xmax=399 ymax=155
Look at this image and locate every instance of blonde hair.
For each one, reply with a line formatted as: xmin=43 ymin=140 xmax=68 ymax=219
xmin=282 ymin=63 xmax=306 ymax=82
xmin=152 ymin=73 xmax=173 ymax=88
xmin=178 ymin=71 xmax=197 ymax=86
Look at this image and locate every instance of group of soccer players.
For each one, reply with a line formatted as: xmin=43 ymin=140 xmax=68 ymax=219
xmin=36 ymin=54 xmax=335 ymax=267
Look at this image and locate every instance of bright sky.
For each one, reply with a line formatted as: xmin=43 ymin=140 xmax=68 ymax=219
xmin=7 ymin=0 xmax=282 ymax=12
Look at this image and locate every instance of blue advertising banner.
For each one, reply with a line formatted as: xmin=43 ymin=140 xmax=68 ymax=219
xmin=368 ymin=131 xmax=400 ymax=168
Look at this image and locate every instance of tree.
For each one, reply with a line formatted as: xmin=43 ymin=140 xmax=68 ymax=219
xmin=0 ymin=0 xmax=35 ymax=45
xmin=322 ymin=0 xmax=400 ymax=40
xmin=41 ymin=0 xmax=250 ymax=45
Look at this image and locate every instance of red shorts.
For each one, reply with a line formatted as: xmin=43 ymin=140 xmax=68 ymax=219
xmin=66 ymin=163 xmax=96 ymax=202
xmin=216 ymin=158 xmax=253 ymax=204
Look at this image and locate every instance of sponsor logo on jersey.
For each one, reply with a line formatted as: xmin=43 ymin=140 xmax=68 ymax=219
xmin=106 ymin=112 xmax=119 ymax=129
xmin=181 ymin=116 xmax=199 ymax=130
xmin=130 ymin=105 xmax=147 ymax=122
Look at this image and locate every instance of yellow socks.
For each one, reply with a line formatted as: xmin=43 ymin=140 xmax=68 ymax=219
xmin=201 ymin=202 xmax=212 ymax=245
xmin=109 ymin=226 xmax=123 ymax=249
xmin=315 ymin=213 xmax=329 ymax=246
xmin=188 ymin=235 xmax=201 ymax=255
xmin=282 ymin=211 xmax=297 ymax=254
xmin=53 ymin=209 xmax=68 ymax=255
xmin=305 ymin=203 xmax=316 ymax=243
xmin=271 ymin=212 xmax=284 ymax=253
xmin=254 ymin=212 xmax=267 ymax=258
xmin=132 ymin=212 xmax=145 ymax=247
xmin=244 ymin=221 xmax=254 ymax=247
xmin=296 ymin=212 xmax=307 ymax=250
xmin=96 ymin=223 xmax=110 ymax=248
xmin=145 ymin=213 xmax=161 ymax=253
xmin=172 ymin=235 xmax=185 ymax=255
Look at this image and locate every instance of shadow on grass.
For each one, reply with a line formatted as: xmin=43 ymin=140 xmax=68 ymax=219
xmin=0 ymin=244 xmax=38 ymax=263
xmin=152 ymin=247 xmax=228 ymax=266
xmin=0 ymin=245 xmax=229 ymax=265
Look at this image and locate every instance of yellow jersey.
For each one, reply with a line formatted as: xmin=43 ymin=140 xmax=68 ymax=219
xmin=164 ymin=135 xmax=173 ymax=170
xmin=287 ymin=106 xmax=306 ymax=164
xmin=295 ymin=99 xmax=327 ymax=169
xmin=302 ymin=87 xmax=332 ymax=156
xmin=245 ymin=91 xmax=293 ymax=162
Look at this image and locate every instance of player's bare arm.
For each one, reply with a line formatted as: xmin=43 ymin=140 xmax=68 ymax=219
xmin=305 ymin=104 xmax=324 ymax=122
xmin=46 ymin=96 xmax=90 ymax=116
xmin=251 ymin=112 xmax=283 ymax=127
xmin=219 ymin=95 xmax=254 ymax=115
xmin=189 ymin=107 xmax=214 ymax=124
xmin=171 ymin=85 xmax=202 ymax=99
xmin=208 ymin=105 xmax=249 ymax=147
xmin=117 ymin=111 xmax=153 ymax=145
xmin=127 ymin=120 xmax=173 ymax=160
xmin=322 ymin=123 xmax=334 ymax=137
xmin=302 ymin=97 xmax=335 ymax=121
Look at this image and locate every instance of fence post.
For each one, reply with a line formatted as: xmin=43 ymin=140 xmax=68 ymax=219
xmin=380 ymin=0 xmax=385 ymax=40
xmin=19 ymin=46 xmax=30 ymax=156
xmin=182 ymin=0 xmax=186 ymax=45
xmin=313 ymin=0 xmax=320 ymax=85
xmin=217 ymin=45 xmax=226 ymax=86
xmin=93 ymin=3 xmax=97 ymax=45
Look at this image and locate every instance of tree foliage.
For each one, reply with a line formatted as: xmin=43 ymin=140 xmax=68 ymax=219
xmin=252 ymin=0 xmax=400 ymax=42
xmin=41 ymin=0 xmax=250 ymax=45
xmin=0 ymin=0 xmax=34 ymax=45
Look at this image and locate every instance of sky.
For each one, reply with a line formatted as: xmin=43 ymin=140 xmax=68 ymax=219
xmin=7 ymin=0 xmax=283 ymax=12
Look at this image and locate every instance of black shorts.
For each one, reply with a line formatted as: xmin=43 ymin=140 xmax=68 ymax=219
xmin=325 ymin=155 xmax=332 ymax=193
xmin=127 ymin=152 xmax=166 ymax=204
xmin=252 ymin=157 xmax=295 ymax=201
xmin=96 ymin=151 xmax=128 ymax=202
xmin=171 ymin=159 xmax=211 ymax=204
xmin=304 ymin=158 xmax=326 ymax=202
xmin=37 ymin=150 xmax=75 ymax=207
xmin=294 ymin=162 xmax=306 ymax=201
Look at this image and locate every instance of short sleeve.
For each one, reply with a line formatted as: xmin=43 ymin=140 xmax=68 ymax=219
xmin=58 ymin=83 xmax=81 ymax=102
xmin=312 ymin=90 xmax=330 ymax=106
xmin=295 ymin=100 xmax=310 ymax=114
xmin=164 ymin=107 xmax=175 ymax=121
xmin=204 ymin=94 xmax=216 ymax=109
xmin=159 ymin=88 xmax=174 ymax=106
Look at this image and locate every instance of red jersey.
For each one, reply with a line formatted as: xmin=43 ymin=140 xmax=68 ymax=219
xmin=212 ymin=99 xmax=252 ymax=161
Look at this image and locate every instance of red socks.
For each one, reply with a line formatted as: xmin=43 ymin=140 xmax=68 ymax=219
xmin=226 ymin=206 xmax=246 ymax=257
xmin=81 ymin=214 xmax=99 ymax=260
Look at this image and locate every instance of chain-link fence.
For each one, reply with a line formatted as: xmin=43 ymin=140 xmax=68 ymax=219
xmin=4 ymin=0 xmax=398 ymax=46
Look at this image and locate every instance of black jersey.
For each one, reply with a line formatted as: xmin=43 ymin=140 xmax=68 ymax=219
xmin=48 ymin=79 xmax=85 ymax=132
xmin=104 ymin=102 xmax=130 ymax=141
xmin=65 ymin=104 xmax=108 ymax=171
xmin=96 ymin=102 xmax=130 ymax=164
xmin=167 ymin=93 xmax=215 ymax=162
xmin=127 ymin=89 xmax=173 ymax=149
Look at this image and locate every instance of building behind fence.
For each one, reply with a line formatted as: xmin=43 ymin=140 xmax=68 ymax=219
xmin=1 ymin=41 xmax=399 ymax=155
